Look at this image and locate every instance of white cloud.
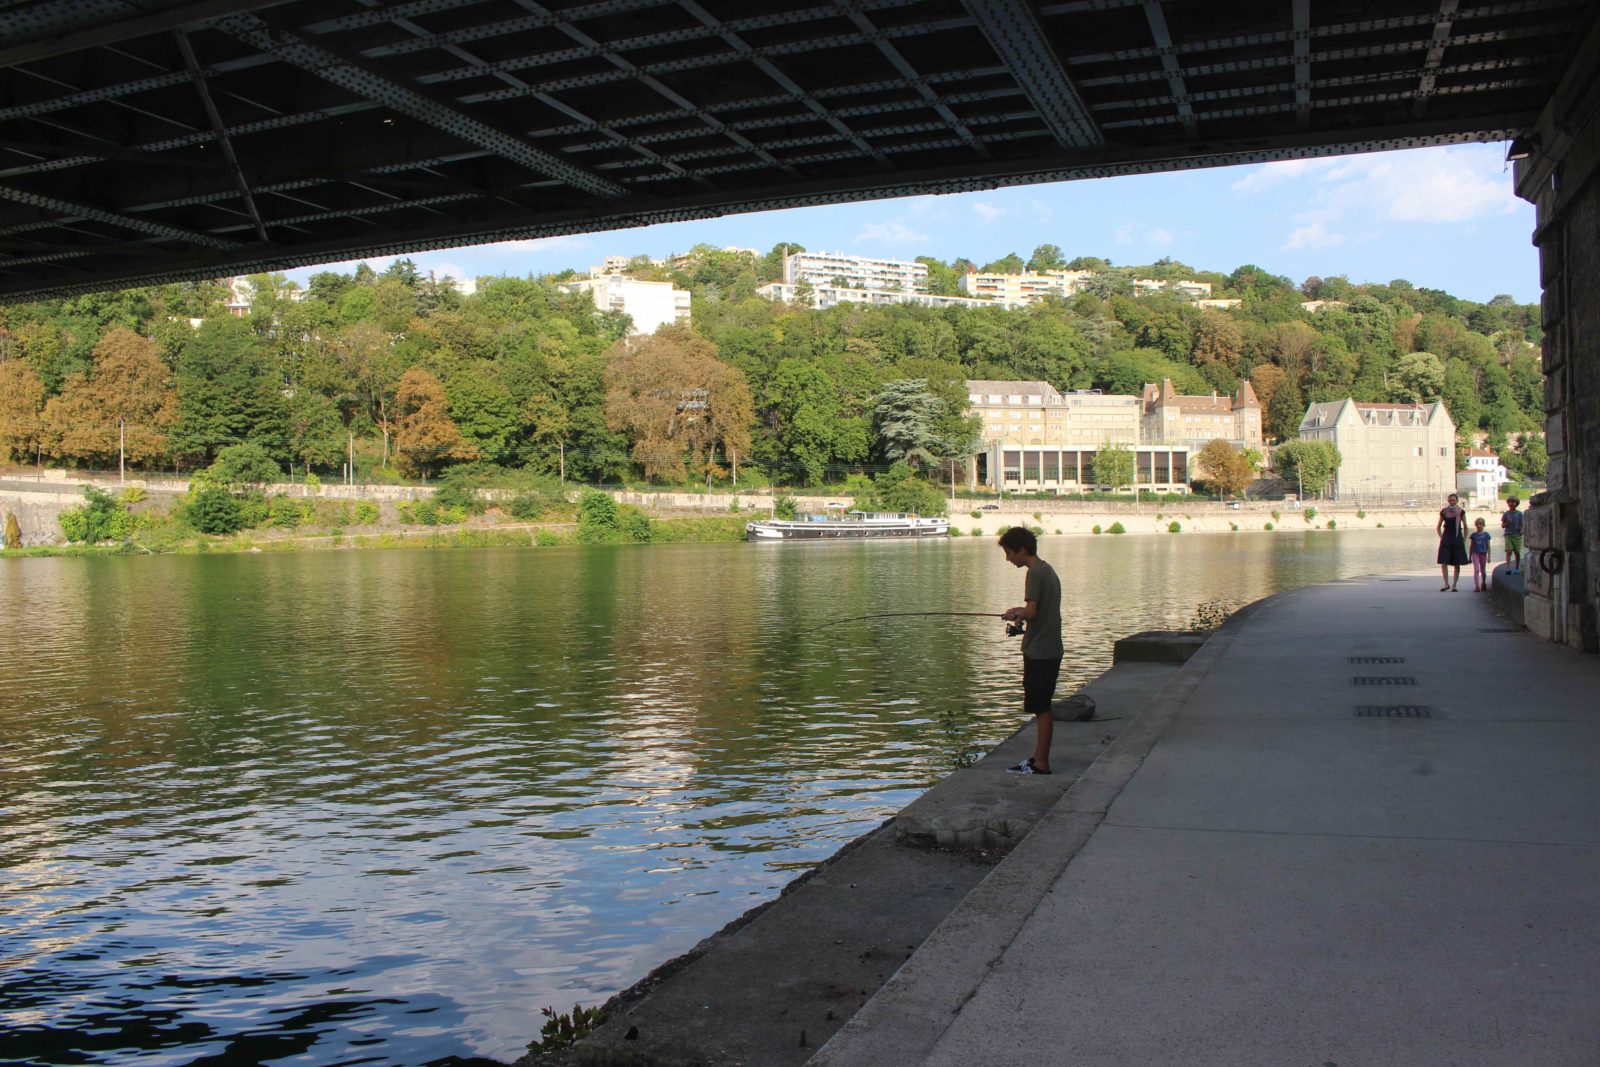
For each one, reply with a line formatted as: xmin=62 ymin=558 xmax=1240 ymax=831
xmin=1113 ymin=222 xmax=1174 ymax=247
xmin=1283 ymin=221 xmax=1345 ymax=250
xmin=482 ymin=235 xmax=591 ymax=255
xmin=854 ymin=221 xmax=930 ymax=246
xmin=1027 ymin=198 xmax=1053 ymax=222
xmin=972 ymin=202 xmax=1006 ymax=223
xmin=1147 ymin=227 xmax=1174 ymax=246
xmin=1231 ymin=157 xmax=1338 ymax=194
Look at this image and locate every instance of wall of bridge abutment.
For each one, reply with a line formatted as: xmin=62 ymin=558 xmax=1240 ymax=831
xmin=1515 ymin=26 xmax=1600 ymax=653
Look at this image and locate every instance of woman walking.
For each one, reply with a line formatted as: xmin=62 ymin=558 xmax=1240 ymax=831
xmin=1437 ymin=493 xmax=1470 ymax=591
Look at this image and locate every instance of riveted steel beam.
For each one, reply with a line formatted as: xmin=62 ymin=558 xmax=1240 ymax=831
xmin=1142 ymin=1 xmax=1197 ymax=138
xmin=1414 ymin=0 xmax=1462 ymax=118
xmin=0 ymin=184 xmax=236 ymax=248
xmin=175 ymin=30 xmax=268 ymax=244
xmin=212 ymin=11 xmax=627 ymax=198
xmin=835 ymin=1 xmax=991 ymax=159
xmin=1293 ymin=0 xmax=1311 ymax=128
xmin=0 ymin=0 xmax=293 ymax=68
xmin=962 ymin=0 xmax=1101 ymax=148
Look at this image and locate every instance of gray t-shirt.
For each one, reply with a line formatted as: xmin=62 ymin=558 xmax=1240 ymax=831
xmin=1022 ymin=559 xmax=1063 ymax=661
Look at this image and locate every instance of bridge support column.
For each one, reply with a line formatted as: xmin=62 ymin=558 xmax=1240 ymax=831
xmin=1515 ymin=24 xmax=1600 ymax=652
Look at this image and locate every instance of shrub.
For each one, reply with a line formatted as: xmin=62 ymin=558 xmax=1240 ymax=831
xmin=728 ymin=499 xmax=741 ymax=513
xmin=1303 ymin=507 xmax=1317 ymax=522
xmin=1029 ymin=525 xmax=1044 ymax=536
xmin=619 ymin=509 xmax=654 ymax=543
xmin=1108 ymin=521 xmax=1126 ymax=534
xmin=1356 ymin=509 xmax=1366 ymax=519
xmin=528 ymin=1004 xmax=606 ymax=1055
xmin=510 ymin=492 xmax=544 ymax=520
xmin=58 ymin=487 xmax=135 ymax=543
xmin=1230 ymin=522 xmax=1239 ymax=531
xmin=432 ymin=480 xmax=484 ymax=516
xmin=1032 ymin=511 xmax=1042 ymax=521
xmin=1327 ymin=519 xmax=1337 ymax=530
xmin=1092 ymin=524 xmax=1102 ymax=535
xmin=774 ymin=494 xmax=797 ymax=520
xmin=118 ymin=486 xmax=147 ymax=505
xmin=1167 ymin=521 xmax=1181 ymax=533
xmin=269 ymin=495 xmax=309 ymax=529
xmin=4 ymin=511 xmax=19 ymax=549
xmin=188 ymin=486 xmax=244 ymax=534
xmin=949 ymin=527 xmax=963 ymax=537
xmin=577 ymin=489 xmax=621 ymax=543
xmin=354 ymin=501 xmax=380 ymax=524
xmin=970 ymin=526 xmax=982 ymax=536
xmin=1377 ymin=522 xmax=1386 ymax=528
xmin=1271 ymin=509 xmax=1281 ymax=522
xmin=1264 ymin=522 xmax=1275 ymax=530
xmin=1054 ymin=528 xmax=1062 ymax=535
xmin=971 ymin=510 xmax=982 ymax=519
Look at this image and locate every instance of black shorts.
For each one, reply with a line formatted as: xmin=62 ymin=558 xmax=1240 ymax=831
xmin=1022 ymin=655 xmax=1062 ymax=714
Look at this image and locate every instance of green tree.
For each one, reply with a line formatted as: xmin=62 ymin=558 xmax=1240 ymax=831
xmin=871 ymin=379 xmax=946 ymax=465
xmin=4 ymin=511 xmax=20 ymax=549
xmin=1517 ymin=432 xmax=1548 ymax=480
xmin=1026 ymin=244 xmax=1065 ymax=272
xmin=576 ymin=488 xmax=621 ymax=543
xmin=862 ymin=461 xmax=946 ymax=515
xmin=1092 ymin=442 xmax=1135 ymax=489
xmin=204 ymin=442 xmax=282 ymax=490
xmin=1391 ymin=351 xmax=1446 ymax=404
xmin=169 ymin=317 xmax=285 ymax=467
xmin=1276 ymin=439 xmax=1342 ymax=497
xmin=285 ymin=391 xmax=347 ymax=478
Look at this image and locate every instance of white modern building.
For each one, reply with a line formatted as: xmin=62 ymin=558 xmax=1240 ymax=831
xmin=558 ymin=273 xmax=692 ymax=335
xmin=757 ymin=282 xmax=992 ymax=310
xmin=1465 ymin=447 xmax=1511 ymax=485
xmin=1298 ymin=399 xmax=1457 ymax=502
xmin=957 ymin=269 xmax=1093 ymax=306
xmin=782 ymin=250 xmax=926 ymax=292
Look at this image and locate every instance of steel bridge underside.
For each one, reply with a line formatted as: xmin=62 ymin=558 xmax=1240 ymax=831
xmin=1 ymin=0 xmax=1596 ymax=300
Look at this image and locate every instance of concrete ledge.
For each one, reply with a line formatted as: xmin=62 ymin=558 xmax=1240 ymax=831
xmin=1112 ymin=629 xmax=1209 ymax=664
xmin=1490 ymin=563 xmax=1526 ymax=627
xmin=893 ymin=665 xmax=1168 ymax=850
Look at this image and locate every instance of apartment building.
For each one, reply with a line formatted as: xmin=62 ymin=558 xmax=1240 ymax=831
xmin=557 ymin=274 xmax=692 ymax=336
xmin=966 ymin=379 xmax=1189 ymax=493
xmin=1133 ymin=278 xmax=1213 ymax=297
xmin=756 ymin=282 xmax=993 ymax=311
xmin=1298 ymin=399 xmax=1457 ymax=501
xmin=957 ymin=269 xmax=1093 ymax=306
xmin=1141 ymin=378 xmax=1263 ymax=451
xmin=782 ymin=251 xmax=926 ymax=293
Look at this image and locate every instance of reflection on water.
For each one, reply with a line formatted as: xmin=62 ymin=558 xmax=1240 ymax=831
xmin=0 ymin=530 xmax=1433 ymax=1064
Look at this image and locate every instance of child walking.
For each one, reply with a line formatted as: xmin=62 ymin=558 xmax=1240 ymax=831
xmin=1469 ymin=518 xmax=1492 ymax=592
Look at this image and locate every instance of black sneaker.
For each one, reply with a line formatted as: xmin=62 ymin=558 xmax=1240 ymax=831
xmin=1007 ymin=757 xmax=1051 ymax=775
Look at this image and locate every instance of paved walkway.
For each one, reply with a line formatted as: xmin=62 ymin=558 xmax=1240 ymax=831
xmin=815 ymin=571 xmax=1600 ymax=1067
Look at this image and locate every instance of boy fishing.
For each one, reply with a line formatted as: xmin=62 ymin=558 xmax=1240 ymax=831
xmin=999 ymin=527 xmax=1063 ymax=775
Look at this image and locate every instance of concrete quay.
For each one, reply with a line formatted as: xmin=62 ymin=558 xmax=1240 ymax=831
xmin=553 ymin=641 xmax=1197 ymax=1066
xmin=814 ymin=571 xmax=1600 ymax=1067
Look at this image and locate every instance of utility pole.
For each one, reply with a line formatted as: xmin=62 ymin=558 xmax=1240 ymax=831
xmin=559 ymin=442 xmax=565 ymax=486
xmin=118 ymin=418 xmax=125 ymax=485
xmin=348 ymin=432 xmax=355 ymax=486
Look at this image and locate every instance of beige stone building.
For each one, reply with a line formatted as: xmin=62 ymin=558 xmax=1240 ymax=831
xmin=1141 ymin=378 xmax=1263 ymax=451
xmin=965 ymin=379 xmax=1189 ymax=493
xmin=1297 ymin=399 xmax=1457 ymax=502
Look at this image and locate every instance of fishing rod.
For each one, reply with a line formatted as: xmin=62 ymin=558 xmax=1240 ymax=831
xmin=799 ymin=611 xmax=1018 ymax=636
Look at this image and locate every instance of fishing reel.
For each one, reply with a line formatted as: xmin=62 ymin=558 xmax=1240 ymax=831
xmin=1005 ymin=619 xmax=1026 ymax=638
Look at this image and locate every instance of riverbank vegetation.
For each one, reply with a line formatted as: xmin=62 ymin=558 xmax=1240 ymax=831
xmin=0 ymin=245 xmax=1548 ymax=512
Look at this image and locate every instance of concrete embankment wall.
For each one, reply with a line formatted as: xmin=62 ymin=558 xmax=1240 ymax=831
xmin=0 ymin=489 xmax=84 ymax=546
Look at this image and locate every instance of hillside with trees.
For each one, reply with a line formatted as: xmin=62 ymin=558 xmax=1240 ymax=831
xmin=0 ymin=245 xmax=1548 ymax=491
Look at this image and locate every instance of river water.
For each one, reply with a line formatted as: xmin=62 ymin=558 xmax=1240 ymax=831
xmin=0 ymin=529 xmax=1434 ymax=1065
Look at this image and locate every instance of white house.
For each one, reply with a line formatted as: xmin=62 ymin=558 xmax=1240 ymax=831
xmin=1465 ymin=448 xmax=1511 ymax=485
xmin=1457 ymin=467 xmax=1499 ymax=506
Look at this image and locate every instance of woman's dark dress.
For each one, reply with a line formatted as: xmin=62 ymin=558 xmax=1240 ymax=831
xmin=1437 ymin=505 xmax=1469 ymax=565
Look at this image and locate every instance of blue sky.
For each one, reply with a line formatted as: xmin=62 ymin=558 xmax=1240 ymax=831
xmin=287 ymin=141 xmax=1539 ymax=304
